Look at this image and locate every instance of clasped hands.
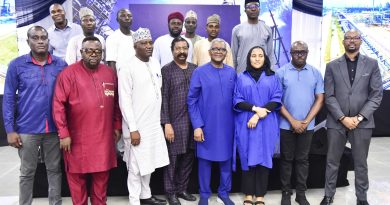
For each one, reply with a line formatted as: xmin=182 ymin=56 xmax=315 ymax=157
xmin=341 ymin=116 xmax=360 ymax=130
xmin=247 ymin=106 xmax=270 ymax=129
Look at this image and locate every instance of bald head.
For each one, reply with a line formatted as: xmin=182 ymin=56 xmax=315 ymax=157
xmin=27 ymin=26 xmax=48 ymax=38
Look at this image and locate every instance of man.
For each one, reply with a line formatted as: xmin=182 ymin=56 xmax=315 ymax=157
xmin=52 ymin=36 xmax=121 ymax=205
xmin=106 ymin=8 xmax=135 ymax=73
xmin=161 ymin=37 xmax=197 ymax=205
xmin=65 ymin=7 xmax=105 ymax=64
xmin=48 ymin=3 xmax=82 ymax=60
xmin=192 ymin=14 xmax=233 ymax=67
xmin=183 ymin=10 xmax=203 ymax=47
xmin=187 ymin=38 xmax=236 ymax=205
xmin=231 ymin=0 xmax=274 ymax=72
xmin=118 ymin=28 xmax=169 ymax=205
xmin=152 ymin=11 xmax=193 ymax=67
xmin=276 ymin=41 xmax=324 ymax=205
xmin=3 ymin=26 xmax=66 ymax=205
xmin=321 ymin=30 xmax=383 ymax=205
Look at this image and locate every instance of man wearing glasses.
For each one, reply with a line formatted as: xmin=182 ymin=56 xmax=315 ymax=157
xmin=276 ymin=41 xmax=324 ymax=205
xmin=321 ymin=30 xmax=383 ymax=205
xmin=231 ymin=0 xmax=275 ymax=73
xmin=65 ymin=7 xmax=106 ymax=64
xmin=53 ymin=36 xmax=122 ymax=205
xmin=188 ymin=38 xmax=236 ymax=205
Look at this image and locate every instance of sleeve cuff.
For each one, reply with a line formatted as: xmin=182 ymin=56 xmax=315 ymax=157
xmin=58 ymin=129 xmax=70 ymax=139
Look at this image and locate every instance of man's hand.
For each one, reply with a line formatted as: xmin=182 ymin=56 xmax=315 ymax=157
xmin=290 ymin=119 xmax=308 ymax=134
xmin=114 ymin=129 xmax=121 ymax=143
xmin=60 ymin=137 xmax=71 ymax=153
xmin=164 ymin=124 xmax=175 ymax=143
xmin=194 ymin=128 xmax=204 ymax=142
xmin=253 ymin=106 xmax=270 ymax=119
xmin=7 ymin=132 xmax=22 ymax=148
xmin=247 ymin=114 xmax=260 ymax=129
xmin=341 ymin=117 xmax=358 ymax=130
xmin=130 ymin=131 xmax=141 ymax=146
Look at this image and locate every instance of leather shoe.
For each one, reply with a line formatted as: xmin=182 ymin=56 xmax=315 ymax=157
xmin=141 ymin=196 xmax=167 ymax=205
xmin=357 ymin=200 xmax=369 ymax=205
xmin=166 ymin=194 xmax=181 ymax=205
xmin=295 ymin=195 xmax=310 ymax=205
xmin=320 ymin=196 xmax=333 ymax=205
xmin=281 ymin=191 xmax=291 ymax=205
xmin=177 ymin=191 xmax=196 ymax=201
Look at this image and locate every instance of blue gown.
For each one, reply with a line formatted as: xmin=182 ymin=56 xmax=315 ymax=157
xmin=187 ymin=63 xmax=236 ymax=161
xmin=233 ymin=71 xmax=283 ymax=170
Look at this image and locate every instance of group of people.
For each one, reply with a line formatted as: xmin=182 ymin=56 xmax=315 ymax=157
xmin=2 ymin=1 xmax=383 ymax=205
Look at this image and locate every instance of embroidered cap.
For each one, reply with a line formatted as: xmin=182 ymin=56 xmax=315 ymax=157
xmin=132 ymin=27 xmax=152 ymax=43
xmin=185 ymin=10 xmax=197 ymax=20
xmin=79 ymin=7 xmax=94 ymax=19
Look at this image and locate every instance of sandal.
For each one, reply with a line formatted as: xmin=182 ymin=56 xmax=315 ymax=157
xmin=254 ymin=201 xmax=265 ymax=205
xmin=243 ymin=200 xmax=254 ymax=205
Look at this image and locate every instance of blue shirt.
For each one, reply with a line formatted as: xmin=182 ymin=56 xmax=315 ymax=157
xmin=48 ymin=21 xmax=83 ymax=59
xmin=187 ymin=63 xmax=236 ymax=161
xmin=2 ymin=53 xmax=67 ymax=134
xmin=276 ymin=63 xmax=324 ymax=130
xmin=233 ymin=71 xmax=282 ymax=170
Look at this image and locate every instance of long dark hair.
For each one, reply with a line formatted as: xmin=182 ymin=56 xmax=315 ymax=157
xmin=246 ymin=46 xmax=274 ymax=76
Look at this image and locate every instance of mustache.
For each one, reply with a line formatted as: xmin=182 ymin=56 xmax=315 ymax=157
xmin=178 ymin=53 xmax=187 ymax=58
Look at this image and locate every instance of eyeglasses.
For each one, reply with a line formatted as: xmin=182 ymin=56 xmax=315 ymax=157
xmin=210 ymin=47 xmax=227 ymax=53
xmin=344 ymin=36 xmax=361 ymax=41
xmin=290 ymin=50 xmax=308 ymax=56
xmin=82 ymin=48 xmax=103 ymax=56
xmin=245 ymin=3 xmax=260 ymax=10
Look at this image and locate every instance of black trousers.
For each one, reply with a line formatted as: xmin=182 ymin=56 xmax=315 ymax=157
xmin=279 ymin=129 xmax=313 ymax=195
xmin=241 ymin=165 xmax=270 ymax=197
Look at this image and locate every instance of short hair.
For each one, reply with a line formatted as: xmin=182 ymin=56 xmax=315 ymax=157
xmin=116 ymin=8 xmax=131 ymax=19
xmin=81 ymin=36 xmax=101 ymax=46
xmin=170 ymin=37 xmax=189 ymax=52
xmin=27 ymin=26 xmax=48 ymax=38
xmin=344 ymin=29 xmax=361 ymax=38
xmin=290 ymin=41 xmax=308 ymax=51
xmin=49 ymin=3 xmax=64 ymax=12
xmin=209 ymin=38 xmax=226 ymax=50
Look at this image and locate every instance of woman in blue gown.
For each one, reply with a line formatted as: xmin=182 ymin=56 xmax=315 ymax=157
xmin=233 ymin=46 xmax=283 ymax=205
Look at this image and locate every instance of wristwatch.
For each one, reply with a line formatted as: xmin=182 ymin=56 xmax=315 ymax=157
xmin=357 ymin=114 xmax=364 ymax=122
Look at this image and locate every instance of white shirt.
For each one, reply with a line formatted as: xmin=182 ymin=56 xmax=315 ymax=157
xmin=65 ymin=34 xmax=106 ymax=65
xmin=118 ymin=55 xmax=169 ymax=176
xmin=152 ymin=34 xmax=193 ymax=67
xmin=106 ymin=29 xmax=135 ymax=71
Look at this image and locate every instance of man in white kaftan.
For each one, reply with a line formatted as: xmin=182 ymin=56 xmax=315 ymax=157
xmin=118 ymin=28 xmax=169 ymax=205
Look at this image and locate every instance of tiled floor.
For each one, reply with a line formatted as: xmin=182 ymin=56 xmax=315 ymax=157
xmin=1 ymin=137 xmax=390 ymax=205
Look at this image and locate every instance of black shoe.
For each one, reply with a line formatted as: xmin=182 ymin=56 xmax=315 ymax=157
xmin=141 ymin=196 xmax=167 ymax=205
xmin=281 ymin=191 xmax=291 ymax=205
xmin=357 ymin=200 xmax=369 ymax=205
xmin=295 ymin=195 xmax=310 ymax=205
xmin=177 ymin=191 xmax=196 ymax=201
xmin=319 ymin=196 xmax=333 ymax=205
xmin=166 ymin=194 xmax=181 ymax=205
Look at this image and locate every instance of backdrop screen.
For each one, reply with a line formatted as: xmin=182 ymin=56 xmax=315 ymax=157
xmin=322 ymin=0 xmax=390 ymax=89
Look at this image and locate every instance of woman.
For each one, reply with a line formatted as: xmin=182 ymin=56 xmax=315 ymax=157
xmin=233 ymin=46 xmax=283 ymax=205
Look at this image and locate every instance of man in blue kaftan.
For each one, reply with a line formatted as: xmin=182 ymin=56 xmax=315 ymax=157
xmin=187 ymin=38 xmax=236 ymax=205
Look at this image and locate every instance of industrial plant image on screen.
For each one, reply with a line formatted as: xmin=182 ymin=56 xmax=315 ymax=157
xmin=322 ymin=0 xmax=390 ymax=89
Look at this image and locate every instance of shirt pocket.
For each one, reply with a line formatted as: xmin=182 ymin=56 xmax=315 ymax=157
xmin=20 ymin=70 xmax=40 ymax=86
xmin=102 ymin=82 xmax=115 ymax=98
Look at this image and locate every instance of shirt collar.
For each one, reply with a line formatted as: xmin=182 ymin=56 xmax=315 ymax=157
xmin=27 ymin=52 xmax=52 ymax=65
xmin=344 ymin=52 xmax=360 ymax=62
xmin=54 ymin=19 xmax=72 ymax=31
xmin=288 ymin=62 xmax=308 ymax=71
